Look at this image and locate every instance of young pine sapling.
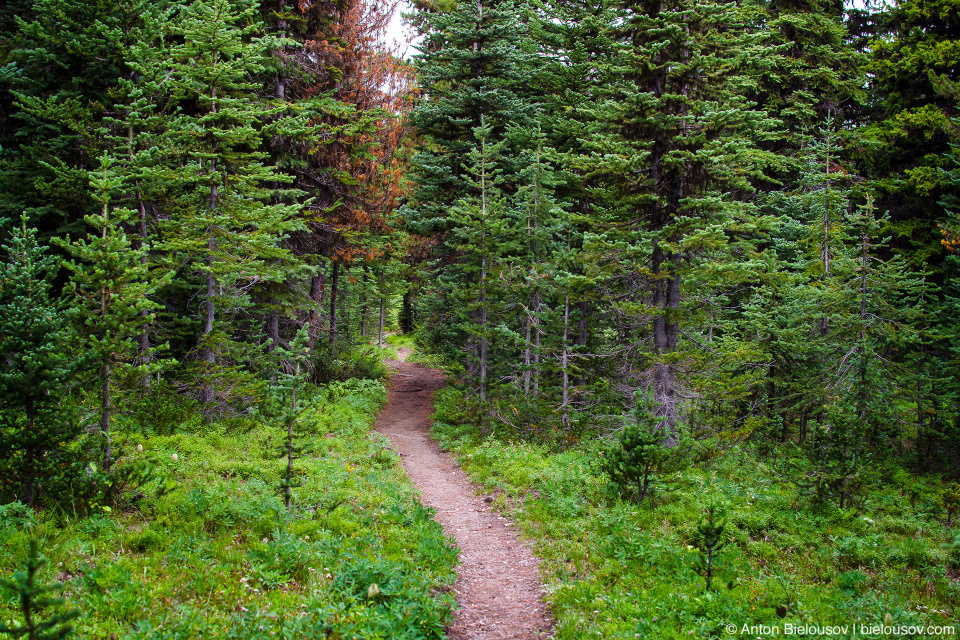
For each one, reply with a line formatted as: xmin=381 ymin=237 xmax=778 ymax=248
xmin=0 ymin=539 xmax=79 ymax=639
xmin=272 ymin=326 xmax=311 ymax=509
xmin=606 ymin=390 xmax=677 ymax=504
xmin=692 ymin=503 xmax=728 ymax=592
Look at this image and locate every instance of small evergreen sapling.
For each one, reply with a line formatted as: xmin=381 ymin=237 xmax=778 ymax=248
xmin=795 ymin=405 xmax=865 ymax=509
xmin=0 ymin=539 xmax=79 ymax=639
xmin=268 ymin=326 xmax=311 ymax=509
xmin=606 ymin=390 xmax=677 ymax=504
xmin=941 ymin=483 xmax=960 ymax=527
xmin=691 ymin=503 xmax=728 ymax=592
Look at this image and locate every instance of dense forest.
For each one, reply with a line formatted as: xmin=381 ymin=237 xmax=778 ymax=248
xmin=0 ymin=0 xmax=959 ymax=637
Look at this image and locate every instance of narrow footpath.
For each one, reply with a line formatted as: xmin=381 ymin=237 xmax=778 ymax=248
xmin=374 ymin=350 xmax=554 ymax=640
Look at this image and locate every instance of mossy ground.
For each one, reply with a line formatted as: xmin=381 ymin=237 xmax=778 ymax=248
xmin=0 ymin=379 xmax=458 ymax=640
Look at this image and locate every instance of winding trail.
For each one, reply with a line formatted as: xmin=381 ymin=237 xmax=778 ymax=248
xmin=374 ymin=350 xmax=554 ymax=640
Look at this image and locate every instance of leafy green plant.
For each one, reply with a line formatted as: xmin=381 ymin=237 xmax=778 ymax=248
xmin=0 ymin=539 xmax=79 ymax=639
xmin=691 ymin=503 xmax=728 ymax=591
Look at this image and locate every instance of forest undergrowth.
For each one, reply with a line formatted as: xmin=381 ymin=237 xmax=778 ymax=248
xmin=0 ymin=377 xmax=458 ymax=639
xmin=430 ymin=386 xmax=960 ymax=640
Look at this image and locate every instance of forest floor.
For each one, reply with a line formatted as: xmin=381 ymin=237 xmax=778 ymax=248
xmin=374 ymin=348 xmax=554 ymax=640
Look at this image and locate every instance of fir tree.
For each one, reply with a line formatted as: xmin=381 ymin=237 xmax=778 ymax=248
xmin=589 ymin=0 xmax=779 ymax=436
xmin=158 ymin=0 xmax=305 ymax=413
xmin=606 ymin=391 xmax=682 ymax=504
xmin=408 ymin=0 xmax=541 ymax=403
xmin=269 ymin=325 xmax=311 ymax=509
xmin=445 ymin=117 xmax=512 ymax=402
xmin=55 ymin=157 xmax=165 ymax=474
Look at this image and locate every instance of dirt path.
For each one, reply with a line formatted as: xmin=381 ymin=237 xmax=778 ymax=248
xmin=374 ymin=350 xmax=554 ymax=640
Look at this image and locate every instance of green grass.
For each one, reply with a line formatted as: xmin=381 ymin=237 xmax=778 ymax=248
xmin=385 ymin=334 xmax=416 ymax=351
xmin=430 ymin=386 xmax=960 ymax=640
xmin=0 ymin=379 xmax=457 ymax=640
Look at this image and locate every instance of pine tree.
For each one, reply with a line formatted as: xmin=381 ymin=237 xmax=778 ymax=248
xmin=1 ymin=0 xmax=173 ymax=234
xmin=267 ymin=325 xmax=311 ymax=509
xmin=691 ymin=503 xmax=727 ymax=591
xmin=0 ymin=216 xmax=78 ymax=506
xmin=854 ymin=0 xmax=960 ymax=272
xmin=606 ymin=391 xmax=683 ymax=503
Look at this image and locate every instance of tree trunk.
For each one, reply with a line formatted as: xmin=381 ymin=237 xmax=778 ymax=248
xmin=378 ymin=270 xmax=386 ymax=348
xmin=651 ymin=241 xmax=680 ymax=443
xmin=204 ymin=244 xmax=216 ymax=406
xmin=102 ymin=362 xmax=112 ymax=474
xmin=328 ymin=261 xmax=339 ymax=353
xmin=360 ymin=269 xmax=368 ymax=339
xmin=561 ymin=293 xmax=570 ymax=428
xmin=266 ymin=311 xmax=280 ymax=353
xmin=400 ymin=290 xmax=415 ymax=334
xmin=307 ymin=273 xmax=324 ymax=352
xmin=523 ymin=303 xmax=532 ymax=395
xmin=203 ymin=85 xmax=219 ymax=409
xmin=532 ymin=290 xmax=541 ymax=396
xmin=478 ymin=132 xmax=488 ymax=403
xmin=22 ymin=398 xmax=36 ymax=507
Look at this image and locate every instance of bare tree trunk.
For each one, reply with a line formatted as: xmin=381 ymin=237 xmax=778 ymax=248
xmin=203 ymin=86 xmax=219 ymax=409
xmin=360 ymin=269 xmax=368 ymax=339
xmin=532 ymin=290 xmax=541 ymax=396
xmin=328 ymin=261 xmax=339 ymax=353
xmin=523 ymin=304 xmax=532 ymax=395
xmin=308 ymin=273 xmax=324 ymax=352
xmin=266 ymin=312 xmax=280 ymax=353
xmin=651 ymin=242 xmax=679 ymax=443
xmin=204 ymin=243 xmax=216 ymax=406
xmin=102 ymin=362 xmax=112 ymax=473
xmin=400 ymin=290 xmax=414 ymax=334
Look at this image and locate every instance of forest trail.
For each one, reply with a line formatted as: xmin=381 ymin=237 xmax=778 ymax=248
xmin=374 ymin=350 xmax=554 ymax=640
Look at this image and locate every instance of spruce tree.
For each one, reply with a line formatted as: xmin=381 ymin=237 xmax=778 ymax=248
xmin=445 ymin=117 xmax=512 ymax=402
xmin=0 ymin=216 xmax=78 ymax=506
xmin=408 ymin=0 xmax=541 ymax=402
xmin=589 ymin=0 xmax=779 ymax=436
